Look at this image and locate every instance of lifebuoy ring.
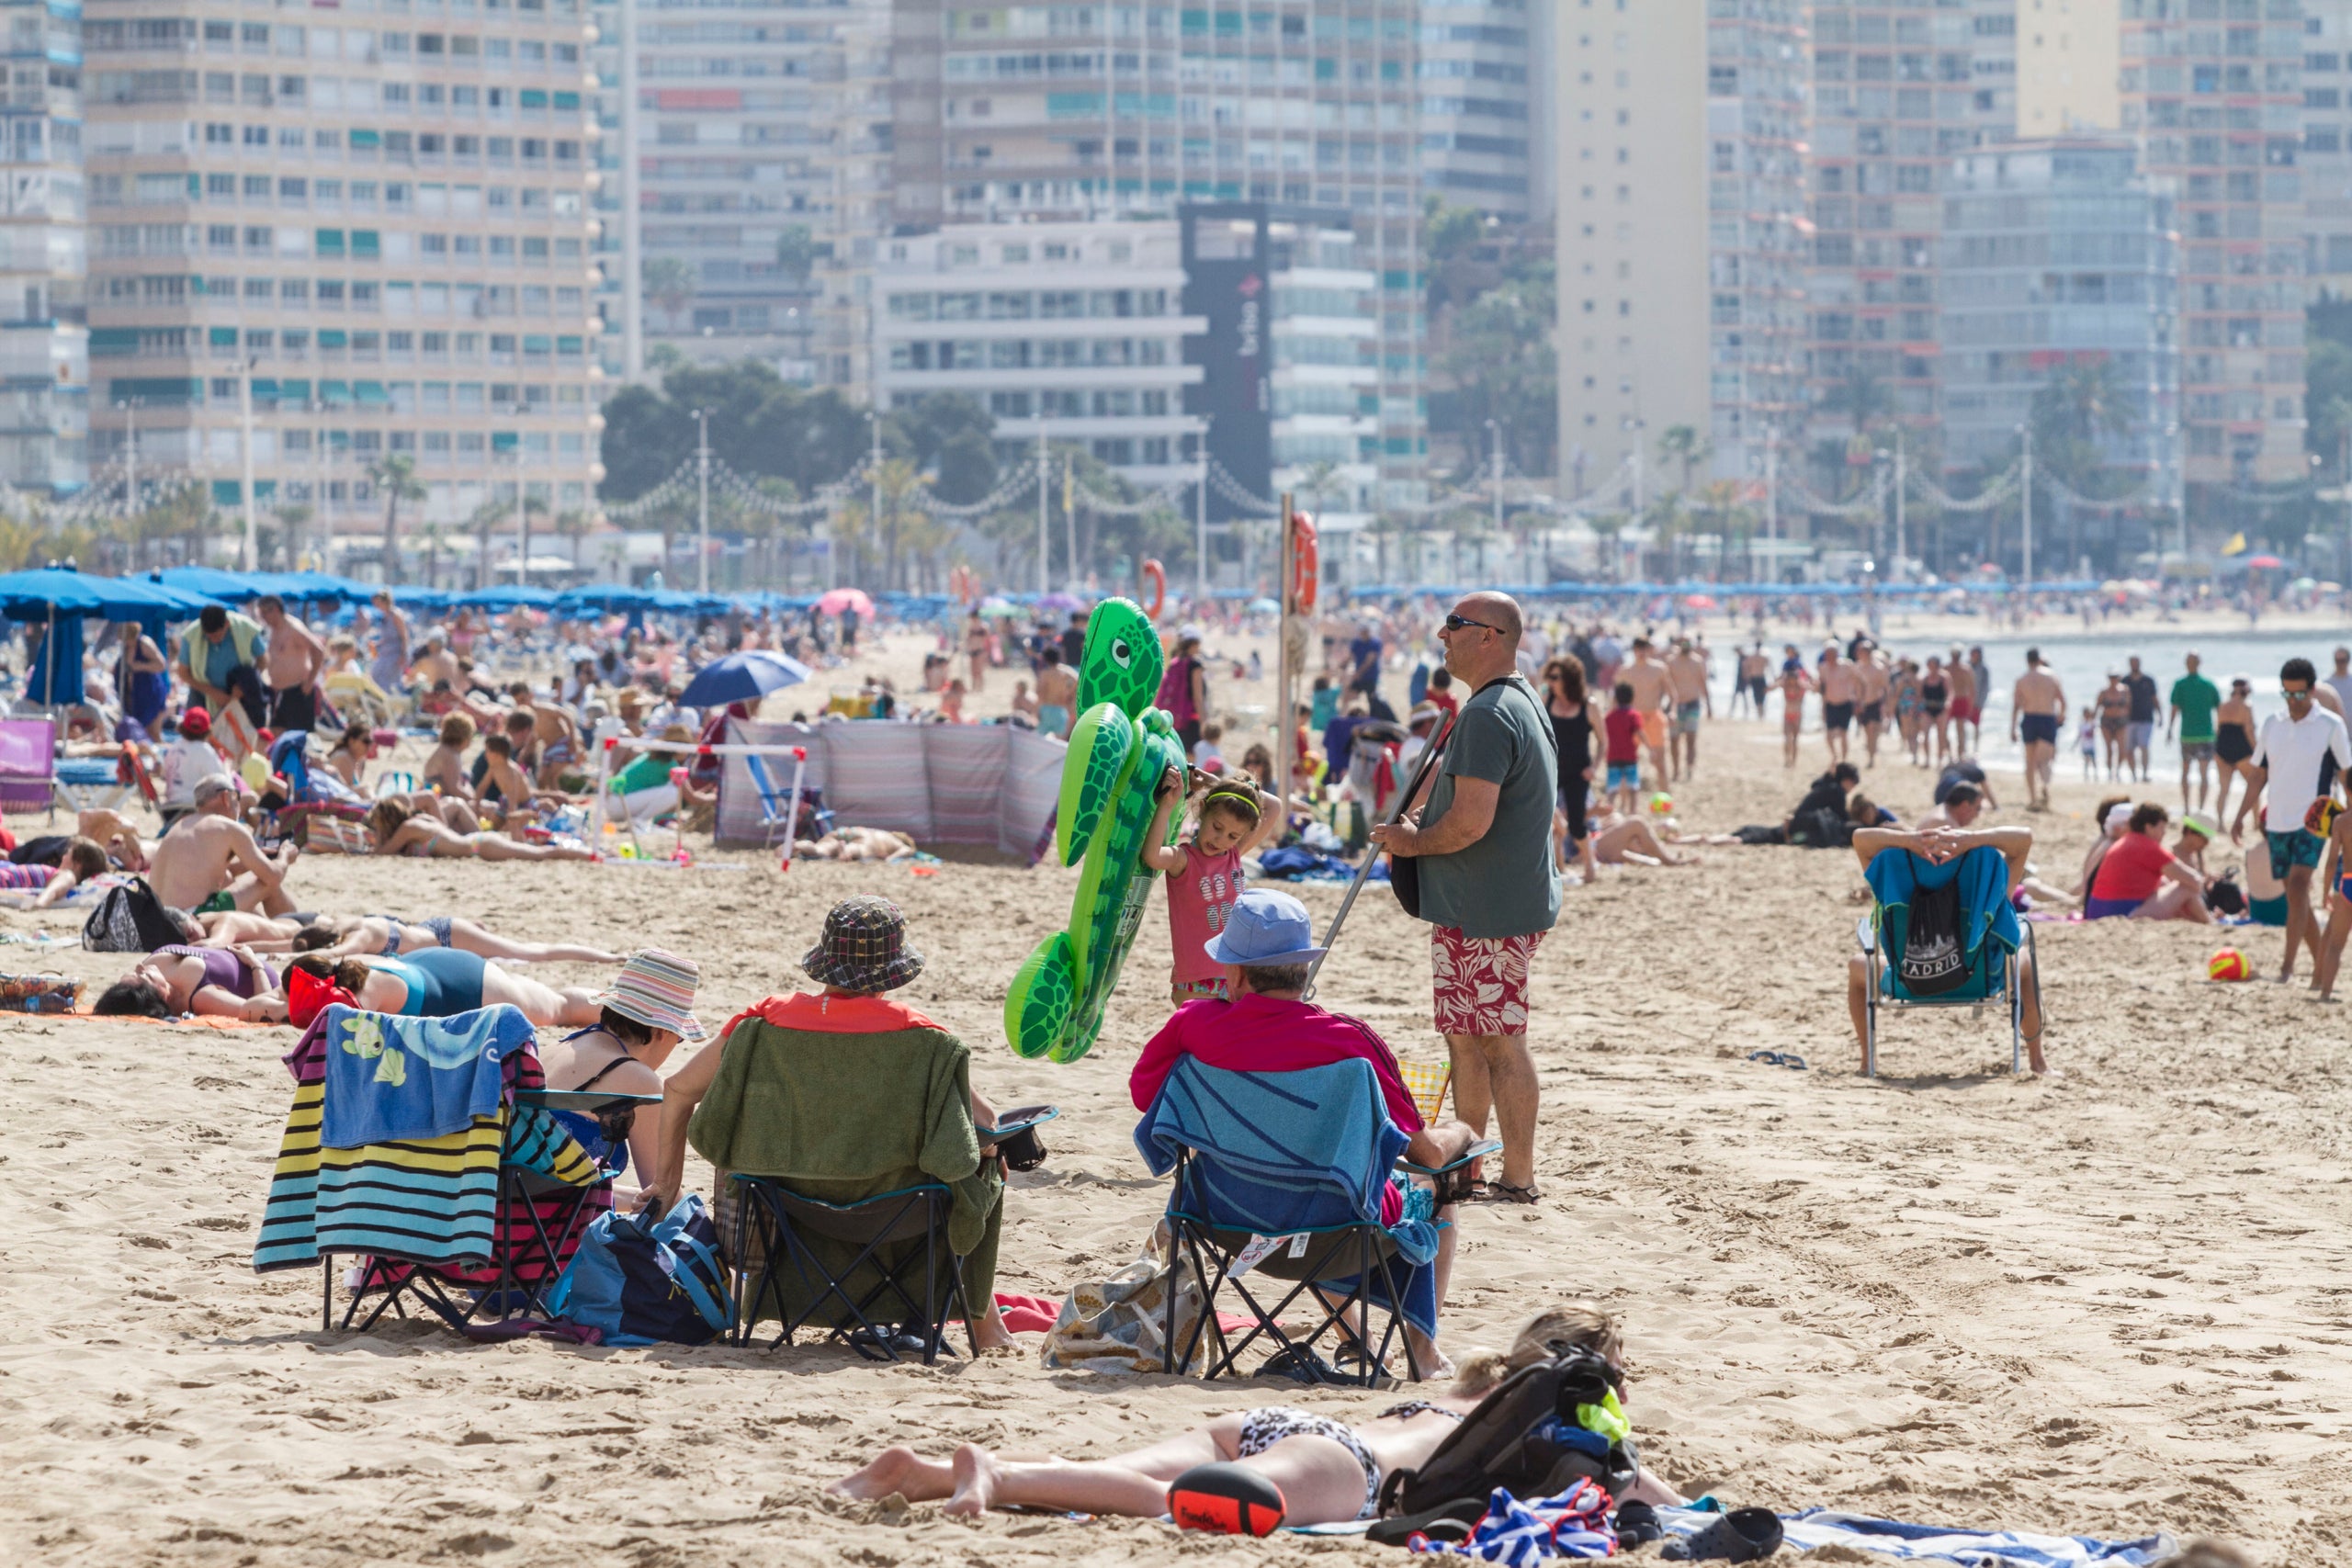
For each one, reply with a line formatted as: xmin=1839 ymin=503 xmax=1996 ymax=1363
xmin=1289 ymin=513 xmax=1319 ymax=614
xmin=1139 ymin=558 xmax=1166 ymax=619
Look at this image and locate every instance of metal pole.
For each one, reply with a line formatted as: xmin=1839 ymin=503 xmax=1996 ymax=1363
xmin=1194 ymin=423 xmax=1209 ymax=604
xmin=619 ymin=0 xmax=644 ymax=381
xmin=239 ymin=361 xmax=259 ymax=570
xmin=868 ymin=409 xmax=881 ymax=590
xmin=1488 ymin=418 xmax=1504 ymax=581
xmin=1764 ymin=426 xmax=1777 ymax=585
xmin=516 ymin=447 xmax=530 ymax=587
xmin=1275 ymin=491 xmax=1294 ymax=834
xmin=1894 ymin=434 xmax=1906 ymax=584
xmin=121 ymin=399 xmax=136 ymax=529
xmin=1064 ymin=452 xmax=1078 ymax=592
xmin=2019 ymin=423 xmax=2034 ymax=604
xmin=1036 ymin=424 xmax=1048 ymax=595
xmin=695 ymin=407 xmax=711 ymax=592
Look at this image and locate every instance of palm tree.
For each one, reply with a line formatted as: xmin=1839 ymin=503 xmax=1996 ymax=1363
xmin=644 ymin=257 xmax=695 ymax=333
xmin=1823 ymin=367 xmax=1890 ymax=435
xmin=467 ymin=494 xmax=511 ymax=590
xmin=552 ymin=506 xmax=592 ymax=575
xmin=368 ymin=453 xmax=425 ymax=584
xmin=272 ymin=502 xmax=313 ymax=571
xmin=1656 ymin=424 xmax=1712 ymax=496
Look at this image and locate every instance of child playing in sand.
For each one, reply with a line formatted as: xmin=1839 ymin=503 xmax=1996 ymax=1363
xmin=1141 ymin=767 xmax=1282 ymax=1004
xmin=1601 ymin=682 xmax=1644 ymax=817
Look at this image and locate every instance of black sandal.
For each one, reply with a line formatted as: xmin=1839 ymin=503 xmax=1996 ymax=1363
xmin=1479 ymin=1181 xmax=1542 ymax=1205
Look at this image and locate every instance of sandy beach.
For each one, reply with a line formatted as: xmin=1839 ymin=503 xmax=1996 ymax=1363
xmin=2 ymin=625 xmax=2346 ymax=1566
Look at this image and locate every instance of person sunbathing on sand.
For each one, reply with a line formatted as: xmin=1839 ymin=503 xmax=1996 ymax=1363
xmin=1588 ymin=809 xmax=1702 ymax=867
xmin=365 ymin=797 xmax=594 ymax=862
xmin=830 ymin=1302 xmax=1684 ymax=1527
xmin=93 ymin=944 xmax=288 ymax=1021
xmin=288 ymin=950 xmax=602 ymax=1025
xmin=289 ymin=914 xmax=620 ymax=964
xmin=795 ymin=826 xmax=919 ymax=862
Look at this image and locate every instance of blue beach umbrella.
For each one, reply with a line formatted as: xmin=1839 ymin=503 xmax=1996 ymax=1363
xmin=677 ymin=649 xmax=813 ymax=710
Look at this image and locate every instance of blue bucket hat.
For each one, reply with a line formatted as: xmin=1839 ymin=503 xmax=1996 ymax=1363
xmin=1203 ymin=888 xmax=1329 ymax=967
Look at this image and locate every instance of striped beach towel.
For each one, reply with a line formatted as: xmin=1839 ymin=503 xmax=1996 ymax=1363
xmin=254 ymin=1012 xmax=602 ymax=1277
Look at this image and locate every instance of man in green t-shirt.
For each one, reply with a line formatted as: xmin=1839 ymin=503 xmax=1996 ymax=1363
xmin=2168 ymin=651 xmax=2222 ymax=815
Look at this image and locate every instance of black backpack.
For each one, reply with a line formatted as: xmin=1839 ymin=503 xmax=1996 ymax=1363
xmin=1366 ymin=1345 xmax=1641 ymax=1546
xmin=81 ymin=878 xmax=202 ymax=953
xmin=1788 ymin=804 xmax=1853 ymax=849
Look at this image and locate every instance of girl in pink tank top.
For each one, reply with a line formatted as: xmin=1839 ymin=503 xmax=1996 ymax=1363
xmin=1140 ymin=769 xmax=1283 ymax=1005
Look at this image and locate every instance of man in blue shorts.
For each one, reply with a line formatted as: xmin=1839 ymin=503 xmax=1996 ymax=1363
xmin=2230 ymin=657 xmax=2352 ymax=984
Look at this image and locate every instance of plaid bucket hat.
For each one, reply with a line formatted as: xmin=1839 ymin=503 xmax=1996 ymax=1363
xmin=802 ymin=896 xmax=925 ymax=993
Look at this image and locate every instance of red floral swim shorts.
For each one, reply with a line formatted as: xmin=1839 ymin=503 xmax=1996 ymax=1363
xmin=1430 ymin=924 xmax=1544 ymax=1036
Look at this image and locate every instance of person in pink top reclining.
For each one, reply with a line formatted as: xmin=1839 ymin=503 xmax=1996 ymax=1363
xmin=1128 ymin=888 xmax=1483 ymax=1371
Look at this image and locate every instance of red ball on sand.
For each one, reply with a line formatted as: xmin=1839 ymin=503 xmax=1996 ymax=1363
xmin=1168 ymin=1462 xmax=1286 ymax=1536
xmin=2208 ymin=948 xmax=2252 ymax=982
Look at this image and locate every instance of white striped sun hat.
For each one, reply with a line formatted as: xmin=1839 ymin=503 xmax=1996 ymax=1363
xmin=594 ymin=948 xmax=705 ymax=1040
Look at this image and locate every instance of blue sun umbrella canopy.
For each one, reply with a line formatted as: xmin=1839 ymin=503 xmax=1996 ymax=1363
xmin=0 ymin=568 xmax=224 ymax=705
xmin=677 ymin=649 xmax=812 ymax=710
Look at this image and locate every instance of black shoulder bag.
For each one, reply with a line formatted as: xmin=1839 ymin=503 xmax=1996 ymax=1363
xmin=1390 ymin=674 xmax=1521 ymax=919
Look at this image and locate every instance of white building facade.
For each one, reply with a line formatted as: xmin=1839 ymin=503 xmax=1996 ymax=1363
xmin=873 ymin=218 xmax=1203 ymax=490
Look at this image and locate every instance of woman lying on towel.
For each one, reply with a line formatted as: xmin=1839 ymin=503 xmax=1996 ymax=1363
xmin=288 ymin=949 xmax=601 ymax=1026
xmin=830 ymin=1301 xmax=1685 ymax=1527
xmin=288 ymin=914 xmax=621 ymax=964
xmin=93 ymin=944 xmax=288 ymax=1021
xmin=365 ymin=797 xmax=594 ymax=862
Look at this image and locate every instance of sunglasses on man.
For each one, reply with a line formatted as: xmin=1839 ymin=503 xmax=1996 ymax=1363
xmin=1443 ymin=613 xmax=1503 ymax=634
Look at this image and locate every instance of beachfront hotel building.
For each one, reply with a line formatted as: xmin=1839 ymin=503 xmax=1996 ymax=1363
xmin=871 ymin=216 xmax=1204 ymax=490
xmin=0 ymin=0 xmax=88 ymax=493
xmin=2018 ymin=0 xmax=2123 ymax=138
xmin=81 ymin=0 xmax=603 ymax=570
xmin=884 ymin=1 xmax=1427 ymax=516
xmin=1418 ymin=0 xmax=1548 ymax=224
xmin=1552 ymin=0 xmax=1806 ymax=504
xmin=2120 ymin=0 xmax=2309 ymax=491
xmin=587 ymin=0 xmax=889 ymax=390
xmin=2300 ymin=0 xmax=2352 ymax=298
xmin=1939 ymin=136 xmax=2182 ymax=549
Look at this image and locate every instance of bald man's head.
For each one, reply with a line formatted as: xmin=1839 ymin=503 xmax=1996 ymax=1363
xmin=1457 ymin=591 xmax=1522 ymax=643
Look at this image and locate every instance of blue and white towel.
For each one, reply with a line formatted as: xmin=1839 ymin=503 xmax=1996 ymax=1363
xmin=1657 ymin=1506 xmax=2177 ymax=1567
xmin=320 ymin=1002 xmax=535 ymax=1148
xmin=1408 ymin=1480 xmax=1615 ymax=1564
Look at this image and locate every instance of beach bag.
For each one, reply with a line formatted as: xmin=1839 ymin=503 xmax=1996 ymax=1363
xmin=0 ymin=972 xmax=79 ymax=1014
xmin=1039 ymin=1240 xmax=1205 ymax=1374
xmin=2205 ymin=870 xmax=2246 ymax=916
xmin=1368 ymin=1344 xmax=1641 ymax=1546
xmin=546 ymin=1194 xmax=733 ymax=1347
xmin=80 ymin=877 xmax=201 ymax=953
xmin=1788 ymin=805 xmax=1852 ymax=850
xmin=1898 ymin=879 xmax=1970 ymax=996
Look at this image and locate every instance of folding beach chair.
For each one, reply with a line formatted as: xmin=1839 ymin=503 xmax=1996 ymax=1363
xmin=51 ymin=756 xmax=130 ymax=816
xmin=1137 ymin=1057 xmax=1488 ymax=1387
xmin=744 ymin=749 xmax=831 ymax=851
xmin=251 ymin=1003 xmax=626 ymax=1333
xmin=1856 ymin=845 xmax=2039 ymax=1078
xmin=724 ymin=1175 xmax=975 ymax=1363
xmin=0 ymin=717 xmax=56 ymax=816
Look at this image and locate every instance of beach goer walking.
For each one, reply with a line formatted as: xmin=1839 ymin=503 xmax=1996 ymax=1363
xmin=1601 ymin=682 xmax=1644 ymax=815
xmin=1946 ymin=649 xmax=1979 ymax=757
xmin=1817 ymin=645 xmax=1858 ymax=765
xmin=1621 ymin=637 xmax=1673 ymax=786
xmin=1372 ymin=592 xmax=1558 ymax=1204
xmin=1921 ymin=655 xmax=1952 ymax=767
xmin=2123 ymin=655 xmax=2159 ymax=784
xmin=2228 ymin=658 xmax=2352 ymax=984
xmin=1159 ymin=628 xmax=1208 ymax=756
xmin=175 ymin=604 xmax=269 ymax=737
xmin=1665 ymin=638 xmax=1710 ymax=782
xmin=963 ymin=613 xmax=990 ymax=692
xmin=368 ymin=591 xmax=411 ymax=694
xmin=113 ymin=623 xmax=169 ymax=737
xmin=1544 ymin=657 xmax=1598 ymax=886
xmin=2096 ymin=671 xmax=2131 ymax=780
xmin=1035 ymin=646 xmax=1077 ymax=739
xmin=1854 ymin=645 xmax=1890 ymax=768
xmin=2010 ymin=649 xmax=2066 ymax=810
xmin=2309 ymin=799 xmax=2352 ymax=1000
xmin=2076 ymin=706 xmax=2099 ymax=780
xmin=1775 ymin=660 xmax=1812 ymax=768
xmin=2328 ymin=647 xmax=2352 ymax=716
xmin=2214 ymin=675 xmax=2259 ymax=819
xmin=2169 ymin=652 xmax=2222 ymax=813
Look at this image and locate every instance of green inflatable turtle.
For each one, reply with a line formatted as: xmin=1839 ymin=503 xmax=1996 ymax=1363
xmin=1004 ymin=598 xmax=1188 ymax=1062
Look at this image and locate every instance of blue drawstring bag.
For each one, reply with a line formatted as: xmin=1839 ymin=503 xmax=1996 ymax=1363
xmin=546 ymin=1194 xmax=734 ymax=1346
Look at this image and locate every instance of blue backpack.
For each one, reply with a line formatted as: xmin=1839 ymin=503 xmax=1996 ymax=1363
xmin=546 ymin=1195 xmax=733 ymax=1346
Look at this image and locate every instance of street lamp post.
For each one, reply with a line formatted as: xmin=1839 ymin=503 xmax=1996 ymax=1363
xmin=694 ymin=406 xmax=711 ymax=592
xmin=239 ymin=356 xmax=261 ymax=570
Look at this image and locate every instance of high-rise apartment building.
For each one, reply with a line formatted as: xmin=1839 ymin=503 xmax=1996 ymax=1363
xmin=2301 ymin=0 xmax=2352 ymax=293
xmin=1419 ymin=0 xmax=1548 ymax=222
xmin=873 ymin=216 xmax=1203 ymax=487
xmin=591 ymin=0 xmax=888 ymax=388
xmin=2018 ymin=0 xmax=2123 ymax=136
xmin=1940 ymin=138 xmax=2180 ymax=522
xmin=0 ymin=0 xmax=87 ymax=493
xmin=84 ymin=0 xmax=604 ymax=566
xmin=1554 ymin=0 xmax=1804 ymax=502
xmin=2120 ymin=0 xmax=2308 ymax=491
xmin=885 ymin=1 xmax=1427 ymax=513
xmin=1805 ymin=0 xmax=2015 ymax=444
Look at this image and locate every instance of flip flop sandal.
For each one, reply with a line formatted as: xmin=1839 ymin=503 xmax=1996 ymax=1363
xmin=1777 ymin=1054 xmax=1807 ymax=1071
xmin=1257 ymin=1344 xmax=1344 ymax=1384
xmin=1746 ymin=1050 xmax=1785 ymax=1066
